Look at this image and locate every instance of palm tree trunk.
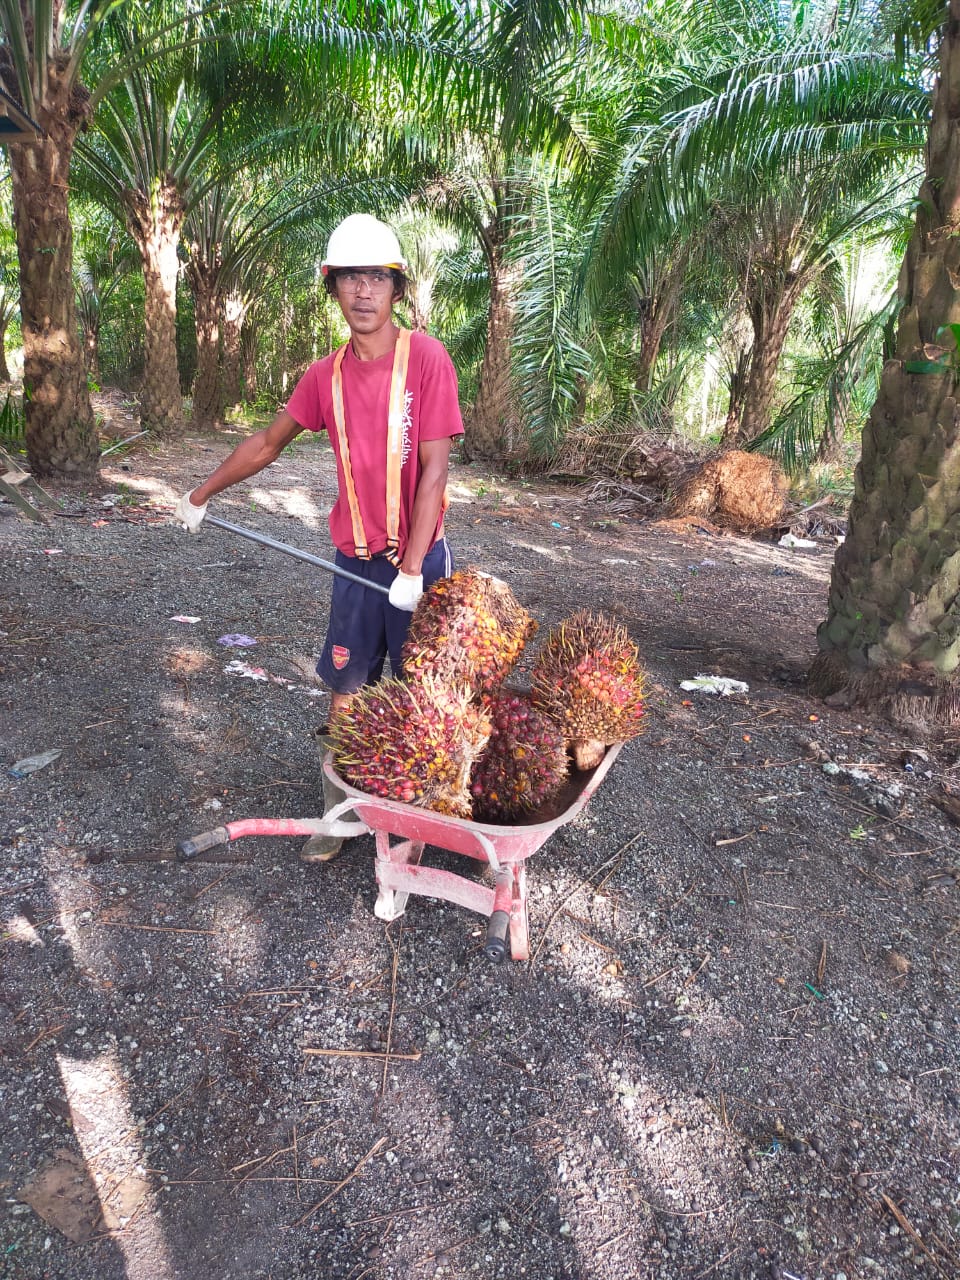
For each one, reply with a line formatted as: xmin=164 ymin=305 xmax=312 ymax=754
xmin=127 ymin=179 xmax=184 ymax=435
xmin=189 ymin=268 xmax=221 ymax=429
xmin=635 ymin=271 xmax=683 ymax=392
xmin=723 ymin=347 xmax=751 ymax=439
xmin=727 ymin=282 xmax=805 ymax=445
xmin=222 ymin=290 xmax=246 ymax=410
xmin=4 ymin=73 xmax=97 ymax=479
xmin=465 ymin=245 xmax=519 ymax=461
xmin=810 ymin=0 xmax=960 ymax=722
xmin=241 ymin=321 xmax=258 ymax=402
xmin=635 ymin=305 xmax=671 ymax=392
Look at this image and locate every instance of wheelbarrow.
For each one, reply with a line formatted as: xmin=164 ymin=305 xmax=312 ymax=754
xmin=177 ymin=743 xmax=622 ymax=962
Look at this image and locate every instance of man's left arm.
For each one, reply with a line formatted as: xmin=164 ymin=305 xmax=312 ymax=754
xmin=388 ymin=437 xmax=451 ymax=609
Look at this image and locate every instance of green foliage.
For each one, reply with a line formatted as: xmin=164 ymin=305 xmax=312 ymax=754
xmin=0 ymin=391 xmax=25 ymax=442
xmin=2 ymin=0 xmax=929 ymax=483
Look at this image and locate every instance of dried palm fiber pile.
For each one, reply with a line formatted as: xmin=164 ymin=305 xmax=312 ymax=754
xmin=532 ymin=610 xmax=646 ymax=770
xmin=671 ymin=449 xmax=787 ymax=532
xmin=327 ymin=676 xmax=491 ymax=818
xmin=470 ymin=690 xmax=569 ymax=823
xmin=401 ymin=568 xmax=538 ymax=702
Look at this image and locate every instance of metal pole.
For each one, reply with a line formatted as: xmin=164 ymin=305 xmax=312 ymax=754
xmin=204 ymin=515 xmax=391 ymax=595
xmin=100 ymin=431 xmax=150 ymax=456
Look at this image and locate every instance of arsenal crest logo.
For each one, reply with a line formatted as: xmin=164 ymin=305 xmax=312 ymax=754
xmin=331 ymin=644 xmax=350 ymax=670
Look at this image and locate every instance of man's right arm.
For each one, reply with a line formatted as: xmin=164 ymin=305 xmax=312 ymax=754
xmin=189 ymin=409 xmax=304 ymax=506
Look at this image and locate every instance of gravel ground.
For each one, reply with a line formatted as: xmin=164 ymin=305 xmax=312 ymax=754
xmin=1 ymin=421 xmax=958 ymax=1280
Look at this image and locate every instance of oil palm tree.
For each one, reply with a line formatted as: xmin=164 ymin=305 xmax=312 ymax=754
xmin=0 ymin=0 xmax=255 ymax=470
xmin=709 ymin=163 xmax=910 ymax=445
xmin=753 ymin=234 xmax=900 ymax=470
xmin=73 ymin=47 xmax=235 ymax=434
xmin=809 ymin=0 xmax=960 ymax=719
xmin=0 ymin=0 xmax=112 ymax=476
xmin=573 ymin=0 xmax=926 ymax=448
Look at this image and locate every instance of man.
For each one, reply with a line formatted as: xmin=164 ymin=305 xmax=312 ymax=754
xmin=174 ymin=213 xmax=464 ymax=859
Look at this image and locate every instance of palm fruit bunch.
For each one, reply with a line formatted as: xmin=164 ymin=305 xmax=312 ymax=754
xmin=402 ymin=568 xmax=538 ymax=702
xmin=470 ymin=690 xmax=569 ymax=823
xmin=531 ymin=610 xmax=646 ymax=770
xmin=328 ymin=676 xmax=490 ymax=818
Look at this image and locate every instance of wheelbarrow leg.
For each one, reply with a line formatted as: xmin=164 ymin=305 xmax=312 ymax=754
xmin=484 ymin=863 xmax=529 ymax=962
xmin=373 ymin=831 xmax=424 ymax=922
xmin=510 ymin=863 xmax=529 ymax=961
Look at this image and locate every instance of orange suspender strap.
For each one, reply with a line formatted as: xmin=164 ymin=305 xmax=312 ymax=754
xmin=330 ymin=342 xmax=369 ymax=559
xmin=384 ymin=327 xmax=412 ymax=565
xmin=330 ymin=329 xmax=412 ymax=563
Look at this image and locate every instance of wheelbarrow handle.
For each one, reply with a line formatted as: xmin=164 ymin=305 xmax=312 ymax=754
xmin=204 ymin=515 xmax=390 ymax=595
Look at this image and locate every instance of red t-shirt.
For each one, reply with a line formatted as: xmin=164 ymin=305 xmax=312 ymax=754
xmin=285 ymin=331 xmax=464 ymax=557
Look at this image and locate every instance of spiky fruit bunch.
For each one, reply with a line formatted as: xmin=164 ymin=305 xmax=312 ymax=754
xmin=470 ymin=691 xmax=569 ymax=823
xmin=402 ymin=568 xmax=537 ymax=701
xmin=328 ymin=677 xmax=490 ymax=818
xmin=531 ymin=611 xmax=646 ymax=769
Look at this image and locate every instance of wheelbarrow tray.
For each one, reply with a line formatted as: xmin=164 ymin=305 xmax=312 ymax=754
xmin=330 ymin=740 xmax=622 ymax=863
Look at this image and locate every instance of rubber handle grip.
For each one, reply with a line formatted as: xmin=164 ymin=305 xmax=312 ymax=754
xmin=483 ymin=909 xmax=510 ymax=963
xmin=176 ymin=826 xmax=230 ymax=861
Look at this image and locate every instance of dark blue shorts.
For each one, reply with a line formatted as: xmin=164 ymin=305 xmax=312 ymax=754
xmin=316 ymin=538 xmax=454 ymax=694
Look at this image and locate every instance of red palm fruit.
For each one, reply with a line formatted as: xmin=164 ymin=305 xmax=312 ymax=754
xmin=531 ymin=611 xmax=646 ymax=769
xmin=470 ymin=690 xmax=569 ymax=822
xmin=402 ymin=568 xmax=537 ymax=702
xmin=328 ymin=676 xmax=491 ymax=816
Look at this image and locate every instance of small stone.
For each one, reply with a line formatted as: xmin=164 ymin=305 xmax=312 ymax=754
xmin=789 ymin=1138 xmax=808 ymax=1155
xmin=746 ymin=1156 xmax=759 ymax=1174
xmin=853 ymin=1173 xmax=869 ymax=1189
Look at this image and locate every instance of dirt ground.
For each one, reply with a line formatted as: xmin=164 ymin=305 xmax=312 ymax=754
xmin=1 ymin=405 xmax=958 ymax=1280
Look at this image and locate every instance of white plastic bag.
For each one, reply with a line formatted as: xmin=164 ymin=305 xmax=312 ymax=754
xmin=679 ymin=675 xmax=749 ymax=696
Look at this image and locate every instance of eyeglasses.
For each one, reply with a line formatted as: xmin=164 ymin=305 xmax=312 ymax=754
xmin=335 ymin=269 xmax=394 ymax=292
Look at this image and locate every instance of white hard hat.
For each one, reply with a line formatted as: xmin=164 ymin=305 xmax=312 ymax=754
xmin=321 ymin=213 xmax=407 ymax=275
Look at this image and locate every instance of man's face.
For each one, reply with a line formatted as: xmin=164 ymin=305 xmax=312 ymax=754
xmin=332 ymin=267 xmax=398 ymax=336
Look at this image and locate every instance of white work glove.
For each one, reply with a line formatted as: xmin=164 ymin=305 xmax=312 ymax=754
xmin=174 ymin=491 xmax=208 ymax=533
xmin=388 ymin=570 xmax=424 ymax=611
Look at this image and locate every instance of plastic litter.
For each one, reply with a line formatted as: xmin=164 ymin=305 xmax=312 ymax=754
xmin=679 ymin=675 xmax=749 ymax=696
xmin=170 ymin=615 xmax=201 ymax=624
xmin=778 ymin=533 xmax=817 ymax=549
xmin=217 ymin=634 xmax=257 ymax=647
xmin=223 ymin=659 xmax=324 ymax=698
xmin=224 ymin=659 xmax=268 ymax=682
xmin=10 ymin=748 xmax=63 ymax=778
